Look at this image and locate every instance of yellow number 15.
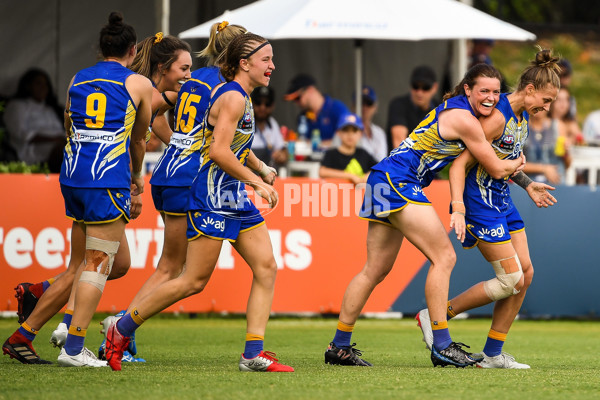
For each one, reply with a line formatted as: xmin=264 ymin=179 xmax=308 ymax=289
xmin=85 ymin=92 xmax=107 ymax=128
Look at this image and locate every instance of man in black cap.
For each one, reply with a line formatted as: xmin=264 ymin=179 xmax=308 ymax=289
xmin=284 ymin=73 xmax=350 ymax=149
xmin=386 ymin=65 xmax=439 ymax=150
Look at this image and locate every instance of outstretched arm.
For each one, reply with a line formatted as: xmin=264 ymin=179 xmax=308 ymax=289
xmin=512 ymin=171 xmax=557 ymax=208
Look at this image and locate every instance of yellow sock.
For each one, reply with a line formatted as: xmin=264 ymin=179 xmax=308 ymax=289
xmin=68 ymin=325 xmax=87 ymax=337
xmin=431 ymin=320 xmax=448 ymax=330
xmin=337 ymin=321 xmax=354 ymax=332
xmin=488 ymin=329 xmax=507 ymax=341
xmin=131 ymin=308 xmax=145 ymax=325
xmin=245 ymin=333 xmax=264 ymax=342
xmin=447 ymin=301 xmax=457 ymax=318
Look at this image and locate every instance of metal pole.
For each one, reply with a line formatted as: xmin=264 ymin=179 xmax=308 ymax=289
xmin=355 ymin=39 xmax=363 ymax=117
xmin=156 ymin=0 xmax=170 ymax=34
xmin=453 ymin=0 xmax=473 ymax=83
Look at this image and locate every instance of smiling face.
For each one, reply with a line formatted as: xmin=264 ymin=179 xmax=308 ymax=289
xmin=464 ymin=76 xmax=501 ymax=117
xmin=243 ymin=42 xmax=275 ymax=89
xmin=161 ymin=50 xmax=192 ymax=92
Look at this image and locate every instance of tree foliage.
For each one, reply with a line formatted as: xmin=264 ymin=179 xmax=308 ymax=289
xmin=474 ymin=0 xmax=600 ymax=25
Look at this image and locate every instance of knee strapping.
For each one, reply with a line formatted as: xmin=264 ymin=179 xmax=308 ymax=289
xmin=80 ymin=270 xmax=108 ymax=292
xmin=85 ymin=236 xmax=120 ymax=276
xmin=483 ymin=254 xmax=523 ymax=301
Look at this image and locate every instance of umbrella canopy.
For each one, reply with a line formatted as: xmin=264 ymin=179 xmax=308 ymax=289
xmin=180 ymin=0 xmax=535 ymax=41
xmin=180 ymin=0 xmax=535 ymax=113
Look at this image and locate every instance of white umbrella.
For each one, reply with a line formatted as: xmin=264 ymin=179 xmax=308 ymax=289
xmin=180 ymin=0 xmax=535 ymax=112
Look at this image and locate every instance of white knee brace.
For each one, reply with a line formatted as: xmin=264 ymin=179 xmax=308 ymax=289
xmin=483 ymin=254 xmax=523 ymax=301
xmin=80 ymin=236 xmax=120 ymax=292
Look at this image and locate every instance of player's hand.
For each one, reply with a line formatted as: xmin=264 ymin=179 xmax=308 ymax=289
xmin=251 ymin=181 xmax=278 ymax=208
xmin=527 ymin=181 xmax=557 ymax=208
xmin=130 ymin=193 xmax=143 ymax=219
xmin=450 ymin=212 xmax=466 ymax=243
xmin=258 ymin=161 xmax=277 ymax=186
xmin=261 ymin=170 xmax=277 ymax=186
xmin=131 ymin=175 xmax=144 ymax=196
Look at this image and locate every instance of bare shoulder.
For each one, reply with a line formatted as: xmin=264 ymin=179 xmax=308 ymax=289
xmin=479 ymin=108 xmax=506 ymax=141
xmin=210 ymin=89 xmax=246 ymax=124
xmin=215 ymin=89 xmax=246 ymax=111
xmin=126 ymin=74 xmax=153 ymax=93
xmin=439 ymin=108 xmax=479 ymax=141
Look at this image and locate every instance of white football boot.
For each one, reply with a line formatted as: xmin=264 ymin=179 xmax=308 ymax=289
xmin=57 ymin=347 xmax=108 ymax=367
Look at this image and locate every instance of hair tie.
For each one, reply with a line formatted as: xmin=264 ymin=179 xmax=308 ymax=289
xmin=154 ymin=32 xmax=164 ymax=44
xmin=217 ymin=21 xmax=229 ymax=33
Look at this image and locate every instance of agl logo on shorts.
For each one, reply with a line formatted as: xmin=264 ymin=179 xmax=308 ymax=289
xmin=205 ymin=180 xmax=277 ymax=220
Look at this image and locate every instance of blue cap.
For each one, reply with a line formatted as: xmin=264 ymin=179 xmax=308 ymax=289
xmin=337 ymin=113 xmax=364 ymax=131
xmin=353 ymin=85 xmax=377 ymax=105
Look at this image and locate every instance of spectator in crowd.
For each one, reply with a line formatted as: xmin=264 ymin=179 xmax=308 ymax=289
xmin=4 ymin=68 xmax=66 ymax=172
xmin=551 ymin=87 xmax=582 ymax=145
xmin=386 ymin=65 xmax=438 ymax=150
xmin=557 ymin=58 xmax=577 ymax=117
xmin=331 ymin=86 xmax=388 ymax=162
xmin=523 ymin=87 xmax=581 ymax=184
xmin=469 ymin=39 xmax=494 ymax=69
xmin=523 ymin=110 xmax=562 ymax=184
xmin=284 ymin=74 xmax=350 ymax=149
xmin=251 ymin=86 xmax=287 ymax=167
xmin=353 ymin=86 xmax=388 ymax=162
xmin=319 ymin=113 xmax=377 ymax=184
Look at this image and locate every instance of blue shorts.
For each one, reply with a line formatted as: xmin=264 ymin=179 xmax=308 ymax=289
xmin=186 ymin=207 xmax=265 ymax=242
xmin=359 ymin=170 xmax=431 ymax=226
xmin=61 ymin=184 xmax=130 ymax=224
xmin=151 ymin=185 xmax=190 ymax=215
xmin=463 ymin=206 xmax=525 ymax=249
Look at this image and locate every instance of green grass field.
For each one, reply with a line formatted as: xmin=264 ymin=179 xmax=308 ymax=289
xmin=1 ymin=315 xmax=599 ymax=400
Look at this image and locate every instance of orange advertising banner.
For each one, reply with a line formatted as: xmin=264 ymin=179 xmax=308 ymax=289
xmin=0 ymin=174 xmax=451 ymax=314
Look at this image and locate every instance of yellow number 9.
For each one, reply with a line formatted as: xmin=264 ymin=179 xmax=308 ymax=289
xmin=85 ymin=92 xmax=107 ymax=128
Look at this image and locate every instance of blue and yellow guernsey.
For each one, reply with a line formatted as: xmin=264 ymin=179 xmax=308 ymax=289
xmin=151 ymin=66 xmax=224 ymax=187
xmin=372 ymin=95 xmax=472 ymax=187
xmin=464 ymin=93 xmax=529 ymax=216
xmin=60 ymin=61 xmax=137 ymax=189
xmin=188 ymin=80 xmax=255 ymax=212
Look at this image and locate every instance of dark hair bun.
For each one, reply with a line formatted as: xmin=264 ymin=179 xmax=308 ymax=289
xmin=108 ymin=11 xmax=124 ymax=26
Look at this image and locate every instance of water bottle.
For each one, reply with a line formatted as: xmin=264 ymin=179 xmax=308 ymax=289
xmin=287 ymin=140 xmax=296 ymax=162
xmin=311 ymin=128 xmax=321 ymax=152
xmin=298 ymin=115 xmax=309 ymax=141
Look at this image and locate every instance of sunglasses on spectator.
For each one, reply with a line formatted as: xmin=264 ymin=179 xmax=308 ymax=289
xmin=411 ymin=83 xmax=432 ymax=91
